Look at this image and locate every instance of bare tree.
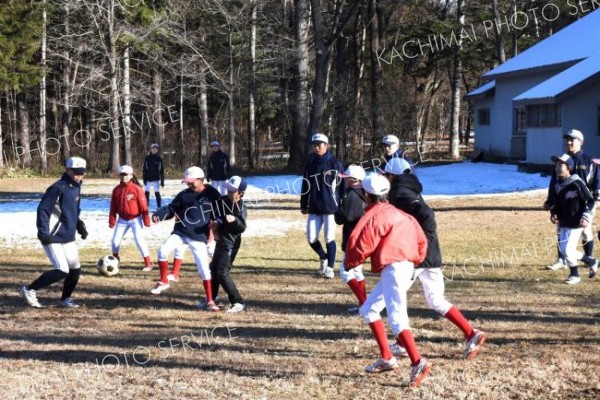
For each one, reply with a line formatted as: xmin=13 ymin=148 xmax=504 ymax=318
xmin=449 ymin=0 xmax=464 ymax=160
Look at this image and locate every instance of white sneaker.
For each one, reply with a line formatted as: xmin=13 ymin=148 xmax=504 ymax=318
xmin=409 ymin=357 xmax=432 ymax=388
xmin=365 ymin=356 xmax=398 ymax=373
xmin=564 ymin=276 xmax=581 ymax=285
xmin=226 ymin=303 xmax=246 ymax=313
xmin=323 ymin=266 xmax=334 ymax=279
xmin=316 ymin=259 xmax=327 ymax=276
xmin=390 ymin=342 xmax=408 ymax=357
xmin=590 ymin=261 xmax=598 ymax=279
xmin=204 ymin=301 xmax=219 ymax=312
xmin=142 ymin=264 xmax=154 ymax=272
xmin=20 ymin=286 xmax=42 ymax=308
xmin=58 ymin=298 xmax=80 ymax=308
xmin=463 ymin=329 xmax=488 ymax=360
xmin=150 ymin=281 xmax=170 ymax=295
xmin=167 ymin=273 xmax=179 ymax=282
xmin=546 ymin=260 xmax=567 ymax=270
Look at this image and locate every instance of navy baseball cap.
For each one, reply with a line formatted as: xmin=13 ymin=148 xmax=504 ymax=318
xmin=551 ymin=154 xmax=575 ymax=170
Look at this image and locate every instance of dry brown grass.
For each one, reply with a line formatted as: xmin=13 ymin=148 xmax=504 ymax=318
xmin=1 ymin=180 xmax=600 ymax=399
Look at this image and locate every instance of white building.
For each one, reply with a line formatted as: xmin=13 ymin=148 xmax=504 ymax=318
xmin=468 ymin=8 xmax=600 ymax=165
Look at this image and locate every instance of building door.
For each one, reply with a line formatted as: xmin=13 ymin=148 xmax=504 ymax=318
xmin=510 ymin=107 xmax=526 ymax=160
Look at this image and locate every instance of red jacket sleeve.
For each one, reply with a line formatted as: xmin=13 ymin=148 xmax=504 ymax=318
xmin=109 ymin=187 xmax=118 ymax=227
xmin=345 ymin=218 xmax=381 ymax=269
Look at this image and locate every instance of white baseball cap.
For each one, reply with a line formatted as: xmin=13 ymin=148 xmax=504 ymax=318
xmin=311 ymin=133 xmax=329 ymax=144
xmin=384 ymin=158 xmax=412 ymax=175
xmin=339 ymin=165 xmax=366 ymax=181
xmin=225 ymin=176 xmax=248 ymax=192
xmin=150 ymin=143 xmax=159 ymax=149
xmin=361 ymin=174 xmax=390 ymax=196
xmin=119 ymin=165 xmax=134 ymax=175
xmin=66 ymin=157 xmax=87 ymax=174
xmin=182 ymin=166 xmax=205 ymax=183
xmin=551 ymin=154 xmax=575 ymax=170
xmin=564 ymin=129 xmax=584 ymax=141
xmin=210 ymin=140 xmax=221 ymax=147
xmin=382 ymin=134 xmax=400 ymax=146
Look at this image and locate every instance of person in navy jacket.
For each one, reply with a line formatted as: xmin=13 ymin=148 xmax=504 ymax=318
xmin=207 ymin=140 xmax=231 ymax=196
xmin=151 ymin=166 xmax=222 ymax=311
xmin=20 ymin=157 xmax=89 ymax=308
xmin=300 ymin=133 xmax=345 ymax=278
xmin=142 ymin=143 xmax=164 ymax=209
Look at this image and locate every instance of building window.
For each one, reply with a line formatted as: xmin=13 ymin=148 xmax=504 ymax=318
xmin=526 ymin=104 xmax=562 ymax=127
xmin=478 ymin=108 xmax=490 ymax=125
xmin=514 ymin=107 xmax=526 ymax=135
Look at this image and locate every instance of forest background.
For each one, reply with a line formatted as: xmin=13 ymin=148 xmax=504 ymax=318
xmin=0 ymin=0 xmax=594 ymax=175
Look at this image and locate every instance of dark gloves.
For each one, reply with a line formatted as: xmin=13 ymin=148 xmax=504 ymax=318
xmin=77 ymin=219 xmax=88 ymax=240
xmin=38 ymin=233 xmax=54 ymax=246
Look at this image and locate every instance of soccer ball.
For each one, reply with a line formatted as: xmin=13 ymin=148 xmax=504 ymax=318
xmin=97 ymin=255 xmax=120 ymax=277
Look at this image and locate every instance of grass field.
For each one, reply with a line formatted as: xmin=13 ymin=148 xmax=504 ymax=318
xmin=1 ymin=179 xmax=599 ymax=399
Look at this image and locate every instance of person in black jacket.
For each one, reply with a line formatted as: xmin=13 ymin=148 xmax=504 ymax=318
xmin=142 ymin=143 xmax=165 ymax=209
xmin=381 ymin=134 xmax=412 ymax=167
xmin=209 ymin=176 xmax=248 ymax=313
xmin=549 ymin=154 xmax=598 ymax=284
xmin=300 ymin=133 xmax=345 ymax=278
xmin=151 ymin=166 xmax=222 ymax=311
xmin=544 ymin=129 xmax=600 ymax=270
xmin=207 ymin=140 xmax=231 ymax=196
xmin=334 ymin=165 xmax=367 ymax=313
xmin=20 ymin=157 xmax=89 ymax=309
xmin=383 ymin=157 xmax=488 ymax=361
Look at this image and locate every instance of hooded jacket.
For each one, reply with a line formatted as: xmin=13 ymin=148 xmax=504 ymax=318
xmin=300 ymin=151 xmax=345 ymax=214
xmin=207 ymin=150 xmax=231 ymax=181
xmin=213 ymin=196 xmax=247 ymax=252
xmin=388 ymin=173 xmax=442 ymax=269
xmin=551 ymin=174 xmax=594 ymax=228
xmin=109 ymin=181 xmax=150 ymax=227
xmin=37 ymin=173 xmax=82 ymax=243
xmin=143 ymin=153 xmax=164 ymax=186
xmin=334 ymin=188 xmax=365 ymax=251
xmin=154 ymin=184 xmax=221 ymax=242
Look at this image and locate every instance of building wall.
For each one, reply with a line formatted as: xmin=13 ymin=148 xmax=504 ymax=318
xmin=562 ymin=80 xmax=600 ymax=159
xmin=473 ymin=70 xmax=560 ymax=160
xmin=526 ymin=127 xmax=563 ymax=164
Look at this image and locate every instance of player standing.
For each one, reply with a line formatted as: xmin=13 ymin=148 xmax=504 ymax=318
xmin=142 ymin=143 xmax=165 ymax=210
xmin=383 ymin=157 xmax=488 ymax=360
xmin=549 ymin=154 xmax=598 ymax=283
xmin=300 ymin=133 xmax=345 ymax=278
xmin=151 ymin=166 xmax=221 ymax=311
xmin=345 ymin=174 xmax=431 ymax=388
xmin=207 ymin=140 xmax=231 ymax=196
xmin=334 ymin=165 xmax=367 ymax=313
xmin=544 ymin=130 xmax=600 ymax=270
xmin=20 ymin=157 xmax=89 ymax=308
xmin=208 ymin=176 xmax=248 ymax=312
xmin=109 ymin=165 xmax=153 ymax=271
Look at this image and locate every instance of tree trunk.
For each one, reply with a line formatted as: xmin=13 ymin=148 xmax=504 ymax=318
xmin=40 ymin=0 xmax=48 ymax=172
xmin=107 ymin=0 xmax=120 ymax=174
xmin=228 ymin=30 xmax=236 ymax=167
xmin=449 ymin=0 xmax=463 ymax=159
xmin=153 ymin=69 xmax=164 ymax=146
xmin=287 ymin=0 xmax=310 ymax=172
xmin=197 ymin=71 xmax=209 ymax=167
xmin=368 ymin=0 xmax=383 ymax=157
xmin=0 ymin=98 xmax=4 ymax=168
xmin=179 ymin=69 xmax=184 ymax=167
xmin=17 ymin=93 xmax=32 ymax=167
xmin=247 ymin=0 xmax=257 ymax=170
xmin=123 ymin=46 xmax=132 ymax=166
xmin=491 ymin=0 xmax=506 ymax=64
xmin=333 ymin=35 xmax=349 ymax=161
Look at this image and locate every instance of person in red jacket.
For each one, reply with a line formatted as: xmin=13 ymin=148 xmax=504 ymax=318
xmin=345 ymin=174 xmax=431 ymax=388
xmin=109 ymin=165 xmax=153 ymax=270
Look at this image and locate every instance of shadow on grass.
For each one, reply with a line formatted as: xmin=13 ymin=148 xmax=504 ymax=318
xmin=434 ymin=206 xmax=542 ymax=212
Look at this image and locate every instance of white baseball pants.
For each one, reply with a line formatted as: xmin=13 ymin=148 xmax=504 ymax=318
xmin=43 ymin=241 xmax=80 ymax=273
xmin=408 ymin=268 xmax=453 ymax=316
xmin=558 ymin=227 xmax=584 ymax=267
xmin=111 ymin=216 xmax=150 ymax=258
xmin=144 ymin=181 xmax=161 ymax=193
xmin=338 ymin=253 xmax=364 ymax=283
xmin=306 ymin=213 xmax=336 ymax=244
xmin=158 ymin=234 xmax=211 ymax=280
xmin=360 ymin=261 xmax=414 ymax=335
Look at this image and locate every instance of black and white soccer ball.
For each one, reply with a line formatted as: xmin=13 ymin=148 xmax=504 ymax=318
xmin=97 ymin=255 xmax=120 ymax=277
